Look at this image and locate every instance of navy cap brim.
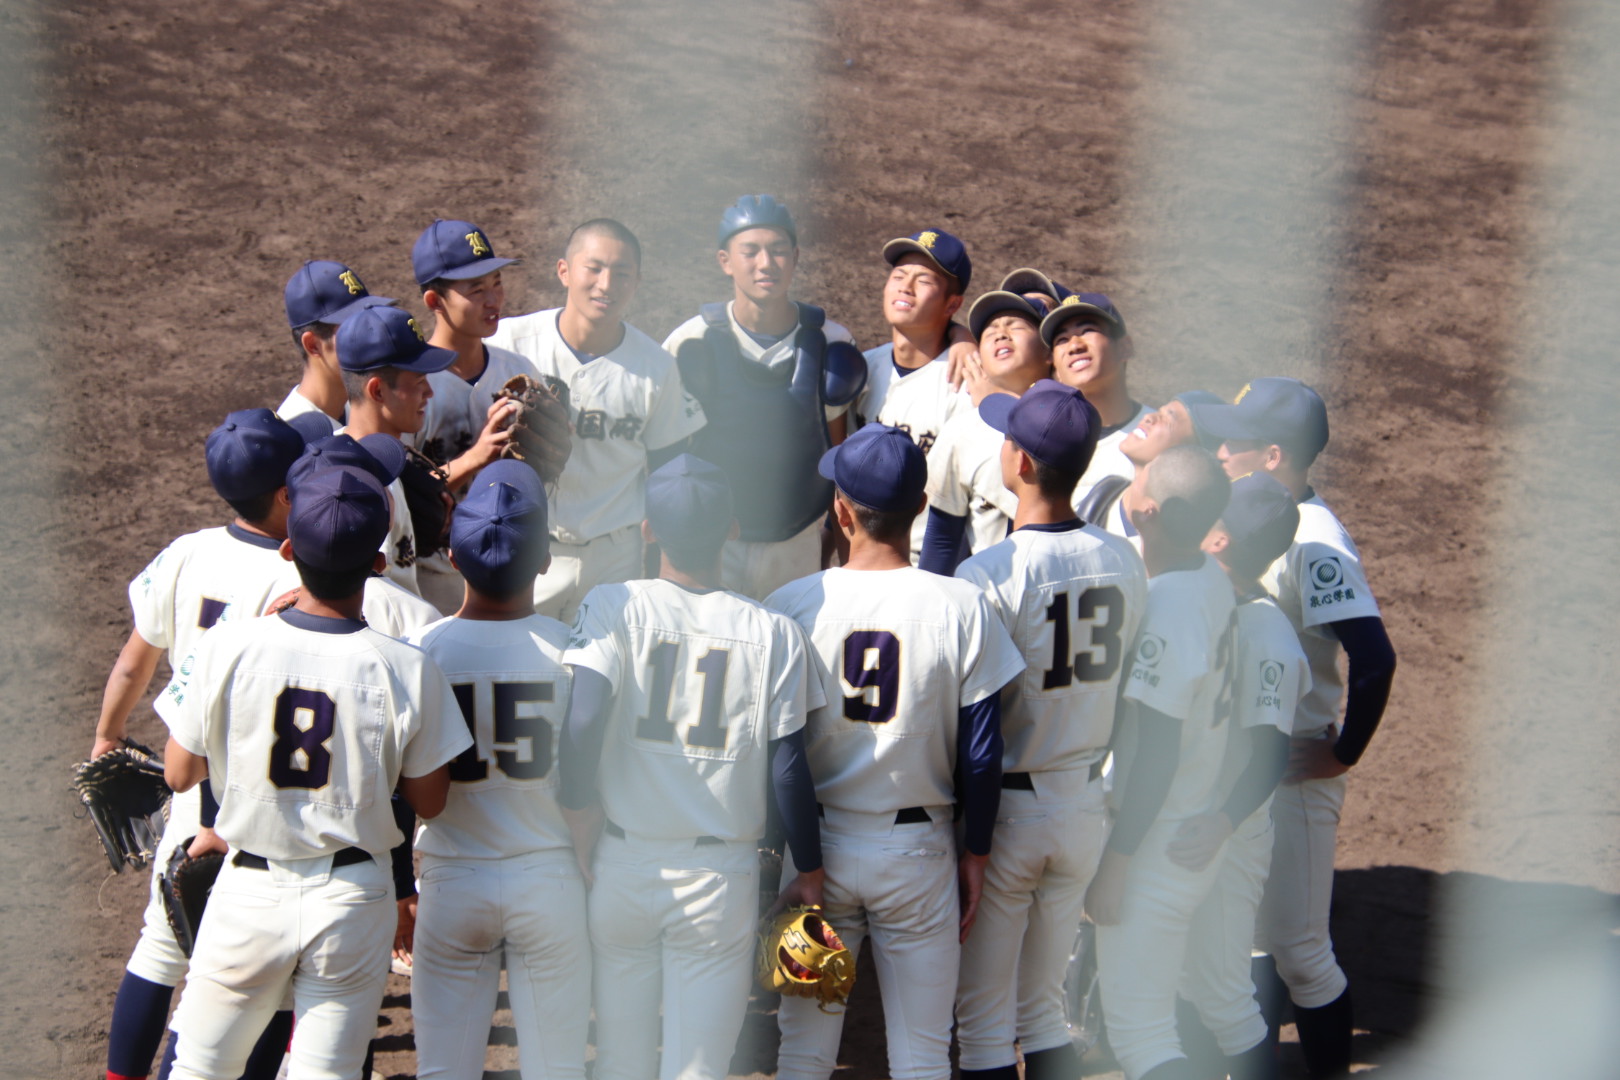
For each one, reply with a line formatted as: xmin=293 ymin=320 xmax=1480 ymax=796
xmin=1039 ymin=303 xmax=1123 ymax=347
xmin=1184 ymin=402 xmax=1264 ymax=444
xmin=353 ymin=343 xmax=458 ymax=375
xmin=431 ymin=256 xmax=518 ymax=283
xmin=968 ymin=291 xmax=1044 ymax=341
xmin=319 ymin=294 xmax=395 ymax=325
xmin=882 ymin=238 xmax=957 ymax=281
xmin=817 ymin=443 xmax=842 ymax=482
xmin=977 ymin=392 xmax=1018 ymax=434
xmin=999 ymin=268 xmax=1059 ymax=299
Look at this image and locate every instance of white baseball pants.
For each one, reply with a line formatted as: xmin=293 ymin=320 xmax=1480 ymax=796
xmin=1179 ymin=804 xmax=1275 ymax=1055
xmin=1256 ymin=773 xmax=1349 ymax=1008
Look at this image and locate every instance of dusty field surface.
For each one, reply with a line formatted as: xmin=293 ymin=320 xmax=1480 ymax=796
xmin=3 ymin=0 xmax=1611 ymax=1078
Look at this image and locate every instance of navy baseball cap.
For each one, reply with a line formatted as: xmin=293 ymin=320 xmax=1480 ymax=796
xmin=451 ymin=460 xmax=550 ymax=595
xmin=285 ymin=409 xmax=341 ymax=444
xmin=284 ymin=260 xmax=394 ymax=329
xmin=979 ymin=379 xmax=1100 ymax=475
xmin=645 ymin=454 xmax=735 ymax=551
xmin=1220 ymin=472 xmax=1301 ymax=565
xmin=883 ymin=228 xmax=972 ymax=290
xmin=336 ymin=306 xmax=457 ymax=374
xmin=999 ymin=267 xmax=1073 ymax=304
xmin=1187 ymin=378 xmax=1330 ymax=459
xmin=1039 ymin=292 xmax=1128 ymax=346
xmin=286 ymin=465 xmax=391 ymax=572
xmin=818 ymin=424 xmax=927 ymax=513
xmin=412 ymin=219 xmax=518 ymax=286
xmin=287 ymin=433 xmax=406 ymax=490
xmin=1172 ymin=390 xmax=1226 ymax=451
xmin=206 ymin=409 xmax=307 ymax=503
xmin=967 ymin=290 xmax=1048 ymax=340
xmin=718 ymin=195 xmax=797 ymax=248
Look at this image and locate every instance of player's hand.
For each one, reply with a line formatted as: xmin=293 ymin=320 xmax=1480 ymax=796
xmin=90 ymin=735 xmax=122 ymax=760
xmin=187 ymin=826 xmax=228 ymax=859
xmin=394 ymin=895 xmax=418 ymax=966
xmin=1284 ymin=733 xmax=1349 ymax=785
xmin=1084 ymin=849 xmax=1129 ymax=926
xmin=471 ymin=398 xmax=521 ymax=467
xmin=771 ymin=867 xmax=826 ymax=917
xmin=946 ymin=340 xmax=981 ymax=393
xmin=1166 ymin=812 xmax=1233 ymax=872
xmin=957 ymin=851 xmax=989 ymax=943
xmin=563 ymin=803 xmax=604 ymax=887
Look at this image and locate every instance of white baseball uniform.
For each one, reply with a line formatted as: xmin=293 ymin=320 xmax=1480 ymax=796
xmin=333 ymin=425 xmax=421 ymax=598
xmin=487 ymin=311 xmax=707 ymax=621
xmin=121 ymin=525 xmax=300 ymax=989
xmin=924 ymin=406 xmax=1018 ymax=560
xmin=857 ymin=345 xmax=971 ymax=561
xmin=157 ymin=610 xmax=470 ymax=1080
xmin=1179 ymin=593 xmax=1309 ymax=1057
xmin=766 ymin=566 xmax=1024 ymax=1080
xmin=952 ymin=522 xmax=1147 ymax=1070
xmin=1255 ymin=495 xmax=1380 ymax=1009
xmin=663 ymin=305 xmax=855 ymax=599
xmin=1072 ymin=402 xmax=1151 ymax=511
xmin=1095 ymin=554 xmax=1238 ymax=1080
xmin=406 ymin=613 xmax=588 ymax=1080
xmin=275 ymin=388 xmax=342 ymax=433
xmin=564 ymin=578 xmax=821 ymax=1080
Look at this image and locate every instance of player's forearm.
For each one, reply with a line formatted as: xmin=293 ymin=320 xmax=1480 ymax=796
xmin=1329 ymin=616 xmax=1397 ymax=766
xmin=163 ymin=737 xmax=208 ymax=793
xmin=770 ymin=731 xmax=822 ymax=874
xmin=956 ymin=696 xmax=1005 ymax=856
xmin=559 ymin=666 xmax=613 ymax=810
xmin=1107 ymin=707 xmax=1182 ymax=856
xmin=94 ymin=633 xmax=163 ymax=745
xmin=399 ymin=766 xmax=451 ymax=819
xmin=1219 ymin=727 xmax=1289 ymax=828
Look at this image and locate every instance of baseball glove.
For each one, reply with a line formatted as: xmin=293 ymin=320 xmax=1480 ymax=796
xmin=159 ymin=839 xmax=224 ymax=958
xmin=72 ymin=739 xmax=171 ymax=872
xmin=756 ymin=906 xmax=855 ymax=1012
xmin=495 ymin=375 xmax=573 ymax=484
xmin=399 ymin=445 xmax=452 ymax=560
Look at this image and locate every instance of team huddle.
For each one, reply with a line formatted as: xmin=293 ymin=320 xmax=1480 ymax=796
xmin=92 ymin=197 xmax=1398 ymax=1080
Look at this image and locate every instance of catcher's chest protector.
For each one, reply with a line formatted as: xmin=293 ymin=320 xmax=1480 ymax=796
xmin=677 ymin=302 xmax=834 ymax=544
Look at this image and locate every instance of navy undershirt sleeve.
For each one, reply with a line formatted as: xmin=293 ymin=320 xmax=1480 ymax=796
xmin=1107 ymin=705 xmax=1181 ymax=856
xmin=1220 ymin=726 xmax=1289 ymax=828
xmin=560 ymin=666 xmax=614 ymax=810
xmin=770 ymin=729 xmax=822 ymax=874
xmin=1327 ymin=616 xmax=1397 ymax=766
xmin=198 ymin=779 xmax=219 ymax=829
xmin=389 ymin=792 xmax=417 ymax=899
xmin=918 ymin=507 xmax=969 ymax=576
xmin=955 ymin=695 xmax=1005 ymax=856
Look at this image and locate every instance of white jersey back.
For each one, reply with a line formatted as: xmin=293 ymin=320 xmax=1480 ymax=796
xmin=1263 ymin=495 xmax=1381 ymax=738
xmin=1072 ymin=402 xmax=1151 ymax=510
xmin=130 ymin=525 xmax=297 ymax=660
xmin=486 ymin=309 xmax=707 ymax=543
xmin=1116 ymin=556 xmax=1237 ymax=822
xmin=563 ymin=579 xmax=820 ymax=842
xmin=956 ymin=523 xmax=1147 ymax=774
xmin=926 ymin=407 xmax=1018 ymax=557
xmin=663 ymin=303 xmax=857 ymax=422
xmin=766 ymin=566 xmax=1024 ymax=814
xmin=1214 ymin=595 xmax=1311 ymax=808
xmin=267 ymin=565 xmax=446 ymax=640
xmin=408 ymin=614 xmax=573 ymax=859
xmin=157 ymin=614 xmax=471 ymax=860
xmin=275 ymin=388 xmax=343 ymax=432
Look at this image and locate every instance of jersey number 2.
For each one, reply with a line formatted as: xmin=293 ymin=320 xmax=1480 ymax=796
xmin=637 ymin=643 xmax=732 ymax=749
xmin=1043 ymin=586 xmax=1125 ymax=689
xmin=269 ymin=687 xmax=335 ymax=789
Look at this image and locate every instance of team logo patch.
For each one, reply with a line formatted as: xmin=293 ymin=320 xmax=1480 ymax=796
xmin=338 ymin=270 xmax=364 ymax=296
xmin=917 ymin=230 xmax=938 ymax=249
xmin=1059 ymin=294 xmax=1080 ymax=308
xmin=1309 ymin=556 xmax=1344 ymax=590
xmin=1135 ymin=632 xmax=1166 ymax=668
xmin=1259 ymin=660 xmax=1283 ymax=692
xmin=407 ymin=317 xmax=426 ymax=342
xmin=466 ymin=231 xmax=491 ymax=256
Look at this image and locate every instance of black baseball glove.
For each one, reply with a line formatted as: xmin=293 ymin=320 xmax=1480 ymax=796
xmin=159 ymin=838 xmax=225 ymax=958
xmin=399 ymin=445 xmax=453 ymax=561
xmin=72 ymin=739 xmax=170 ymax=872
xmin=495 ymin=374 xmax=573 ymax=484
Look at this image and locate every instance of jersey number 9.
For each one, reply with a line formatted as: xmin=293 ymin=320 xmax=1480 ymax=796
xmin=843 ymin=630 xmax=900 ymax=724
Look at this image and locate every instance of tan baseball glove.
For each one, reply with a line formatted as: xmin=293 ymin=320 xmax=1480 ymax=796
xmin=756 ymin=906 xmax=855 ymax=1012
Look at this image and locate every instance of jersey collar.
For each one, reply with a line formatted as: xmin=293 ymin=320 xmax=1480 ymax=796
xmin=278 ymin=609 xmax=368 ymax=635
xmin=227 ymin=522 xmax=284 ymax=551
xmin=1014 ymin=518 xmax=1085 ymax=534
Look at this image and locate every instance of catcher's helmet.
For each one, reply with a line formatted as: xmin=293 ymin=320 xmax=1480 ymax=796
xmin=719 ymin=194 xmax=797 ymax=248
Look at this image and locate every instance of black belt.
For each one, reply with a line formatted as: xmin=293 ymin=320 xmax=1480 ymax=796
xmin=817 ymin=804 xmax=933 ymax=825
xmin=604 ymin=820 xmax=724 ymax=846
xmin=1002 ymin=760 xmax=1107 ymax=791
xmin=233 ymin=846 xmax=372 ymax=870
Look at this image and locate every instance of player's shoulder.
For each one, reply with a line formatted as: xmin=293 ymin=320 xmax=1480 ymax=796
xmin=485 ymin=342 xmax=539 ymax=375
xmin=607 ymin=320 xmax=678 ymax=371
xmin=1292 ymin=494 xmax=1361 ymax=557
xmin=862 ymin=341 xmax=895 ymax=365
xmin=1238 ymin=595 xmax=1304 ymax=647
xmin=662 ymin=312 xmax=708 ymax=352
xmin=763 ymin=570 xmax=831 ymax=619
xmin=404 ymin=613 xmax=458 ymax=650
xmin=493 ymin=307 xmax=560 ymax=340
xmin=821 ymin=318 xmax=855 ymax=346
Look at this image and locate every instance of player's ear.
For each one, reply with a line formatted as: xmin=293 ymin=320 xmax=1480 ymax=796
xmin=1202 ymin=527 xmax=1230 ymax=557
xmin=278 ymin=538 xmax=296 ymax=563
xmin=641 ymin=519 xmax=657 ymax=546
xmin=942 ymin=291 xmax=965 ymax=320
xmin=1263 ymin=444 xmax=1285 ymax=472
xmin=556 ymin=257 xmax=571 ymax=289
xmin=914 ymin=492 xmax=928 ymax=517
xmin=832 ymin=493 xmax=855 ymax=531
xmin=275 ymin=486 xmax=292 ymax=510
xmin=299 ymin=329 xmax=324 ymax=361
xmin=715 ymin=247 xmax=731 ymax=275
xmin=1127 ymin=498 xmax=1158 ymax=532
xmin=366 ymin=375 xmax=388 ymax=404
xmin=727 ymin=518 xmax=741 ymax=542
xmin=1017 ymin=447 xmax=1037 ymax=481
xmin=422 ymin=287 xmax=443 ymax=315
xmin=538 ymin=554 xmax=552 ymax=575
xmin=1114 ymin=333 xmax=1135 ymax=364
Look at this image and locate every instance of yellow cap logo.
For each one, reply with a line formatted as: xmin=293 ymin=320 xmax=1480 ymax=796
xmin=407 ymin=317 xmax=425 ymax=342
xmin=466 ymin=231 xmax=491 ymax=257
xmin=1059 ymin=294 xmax=1080 ymax=307
xmin=338 ymin=270 xmax=363 ymax=296
xmin=917 ymin=231 xmax=938 ymax=250
xmin=1234 ymin=382 xmax=1253 ymax=404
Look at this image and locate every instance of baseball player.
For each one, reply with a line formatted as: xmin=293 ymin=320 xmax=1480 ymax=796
xmin=157 ymin=462 xmax=471 ymax=1080
xmin=918 ymin=290 xmax=1053 ymax=575
xmin=1080 ymin=391 xmax=1225 ymax=542
xmin=559 ymin=455 xmax=825 ymax=1080
xmin=951 ymin=382 xmax=1147 ymax=1080
xmin=406 ymin=461 xmax=589 ymax=1079
xmin=277 ymin=259 xmax=395 ymax=432
xmin=1188 ymin=379 xmax=1397 ymax=1078
xmin=941 ymin=267 xmax=1068 ymax=392
xmin=662 ymin=195 xmax=867 ymax=599
xmin=336 ymin=303 xmax=459 ymax=596
xmin=766 ymin=425 xmax=1025 ymax=1080
xmin=94 ymin=410 xmax=310 ymax=1080
xmin=1171 ymin=473 xmax=1311 ymax=1080
xmin=487 ymin=218 xmax=707 ymax=622
xmin=1083 ymin=445 xmax=1234 ymax=1080
xmin=1038 ymin=293 xmax=1151 ymax=509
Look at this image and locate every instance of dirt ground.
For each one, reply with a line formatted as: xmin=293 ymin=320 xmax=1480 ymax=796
xmin=2 ymin=0 xmax=1610 ymax=1077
